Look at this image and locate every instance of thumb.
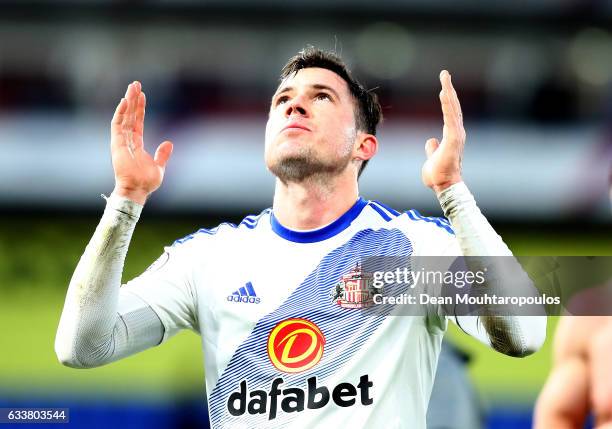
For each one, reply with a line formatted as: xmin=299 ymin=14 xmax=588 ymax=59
xmin=154 ymin=140 xmax=173 ymax=168
xmin=425 ymin=138 xmax=439 ymax=159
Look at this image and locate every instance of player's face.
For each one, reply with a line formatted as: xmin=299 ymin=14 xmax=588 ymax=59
xmin=265 ymin=67 xmax=358 ymax=183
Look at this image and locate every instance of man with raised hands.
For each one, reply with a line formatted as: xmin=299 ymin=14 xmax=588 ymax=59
xmin=56 ymin=47 xmax=545 ymax=429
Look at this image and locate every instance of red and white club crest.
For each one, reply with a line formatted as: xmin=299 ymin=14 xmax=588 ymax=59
xmin=330 ymin=263 xmax=380 ymax=309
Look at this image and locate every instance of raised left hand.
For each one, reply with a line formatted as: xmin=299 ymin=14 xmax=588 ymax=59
xmin=421 ymin=70 xmax=465 ymax=195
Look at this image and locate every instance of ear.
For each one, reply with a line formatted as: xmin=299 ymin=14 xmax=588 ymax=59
xmin=354 ymin=132 xmax=378 ymax=162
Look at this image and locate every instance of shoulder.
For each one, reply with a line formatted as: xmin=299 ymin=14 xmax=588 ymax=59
xmin=359 ymin=200 xmax=458 ymax=255
xmin=363 ymin=200 xmax=454 ymax=236
xmin=403 ymin=208 xmax=454 ymax=236
xmin=171 ymin=208 xmax=272 ymax=249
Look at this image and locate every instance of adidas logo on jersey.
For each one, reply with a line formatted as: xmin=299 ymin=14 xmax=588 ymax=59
xmin=227 ymin=282 xmax=261 ymax=304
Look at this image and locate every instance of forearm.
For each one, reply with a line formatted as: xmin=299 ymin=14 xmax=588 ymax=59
xmin=438 ymin=182 xmax=511 ymax=256
xmin=54 ymin=194 xmax=163 ymax=368
xmin=438 ymin=182 xmax=547 ymax=356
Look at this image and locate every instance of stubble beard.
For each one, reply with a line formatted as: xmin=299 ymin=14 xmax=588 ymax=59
xmin=269 ymin=144 xmax=353 ymax=184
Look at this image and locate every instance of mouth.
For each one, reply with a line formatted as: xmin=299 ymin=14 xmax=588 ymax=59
xmin=281 ymin=123 xmax=311 ymax=133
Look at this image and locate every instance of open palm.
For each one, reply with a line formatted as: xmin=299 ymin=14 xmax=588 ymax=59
xmin=421 ymin=71 xmax=465 ymax=195
xmin=111 ymin=81 xmax=173 ymax=205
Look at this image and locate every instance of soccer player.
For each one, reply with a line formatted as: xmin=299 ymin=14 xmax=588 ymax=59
xmin=55 ymin=47 xmax=546 ymax=428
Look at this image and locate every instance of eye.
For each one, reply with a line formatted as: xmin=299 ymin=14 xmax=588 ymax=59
xmin=315 ymin=92 xmax=331 ymax=101
xmin=275 ymin=95 xmax=289 ymax=106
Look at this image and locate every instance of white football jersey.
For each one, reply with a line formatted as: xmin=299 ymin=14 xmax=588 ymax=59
xmin=122 ymin=197 xmax=461 ymax=429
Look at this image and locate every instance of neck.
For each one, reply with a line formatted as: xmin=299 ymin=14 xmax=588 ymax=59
xmin=272 ymin=171 xmax=359 ymax=230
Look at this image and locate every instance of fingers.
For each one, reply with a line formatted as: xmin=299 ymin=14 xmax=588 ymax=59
xmin=154 ymin=140 xmax=173 ymax=168
xmin=122 ymin=81 xmax=140 ymax=132
xmin=440 ymin=70 xmax=463 ymax=122
xmin=439 ymin=71 xmax=459 ymax=131
xmin=135 ymin=91 xmax=146 ymax=137
xmin=425 ymin=138 xmax=439 ymax=159
xmin=111 ymin=82 xmax=147 ymax=136
xmin=118 ymin=81 xmax=146 ymax=154
xmin=111 ymin=97 xmax=128 ymax=132
xmin=439 ymin=70 xmax=465 ymax=145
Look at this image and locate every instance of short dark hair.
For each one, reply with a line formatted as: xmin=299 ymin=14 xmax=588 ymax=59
xmin=279 ymin=47 xmax=382 ymax=178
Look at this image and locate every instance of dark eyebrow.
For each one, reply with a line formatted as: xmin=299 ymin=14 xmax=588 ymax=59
xmin=272 ymin=86 xmax=293 ymax=102
xmin=274 ymin=86 xmax=293 ymax=97
xmin=272 ymin=83 xmax=341 ymax=102
xmin=310 ymin=84 xmax=340 ymax=101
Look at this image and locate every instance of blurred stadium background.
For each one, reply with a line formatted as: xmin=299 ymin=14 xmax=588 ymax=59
xmin=0 ymin=1 xmax=611 ymax=428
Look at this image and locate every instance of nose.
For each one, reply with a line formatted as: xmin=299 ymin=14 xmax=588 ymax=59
xmin=284 ymin=97 xmax=308 ymax=118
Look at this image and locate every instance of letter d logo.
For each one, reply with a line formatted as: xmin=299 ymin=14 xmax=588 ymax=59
xmin=267 ymin=318 xmax=325 ymax=373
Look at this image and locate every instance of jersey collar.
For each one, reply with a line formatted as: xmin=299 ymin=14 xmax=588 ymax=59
xmin=270 ymin=197 xmax=368 ymax=243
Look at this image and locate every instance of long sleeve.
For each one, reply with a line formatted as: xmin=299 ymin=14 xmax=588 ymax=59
xmin=438 ymin=182 xmax=547 ymax=357
xmin=54 ymin=194 xmax=164 ymax=368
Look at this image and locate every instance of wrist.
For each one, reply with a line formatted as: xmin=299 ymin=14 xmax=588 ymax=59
xmin=103 ymin=192 xmax=143 ymax=220
xmin=437 ymin=181 xmax=474 ymax=217
xmin=112 ymin=186 xmax=149 ymax=206
xmin=432 ymin=178 xmax=463 ymax=196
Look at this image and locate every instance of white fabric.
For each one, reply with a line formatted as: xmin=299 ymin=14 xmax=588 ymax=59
xmin=54 ymin=193 xmax=164 ymax=368
xmin=439 ymin=182 xmax=547 ymax=356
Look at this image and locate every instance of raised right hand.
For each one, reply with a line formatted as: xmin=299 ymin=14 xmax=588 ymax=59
xmin=110 ymin=81 xmax=173 ymax=205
